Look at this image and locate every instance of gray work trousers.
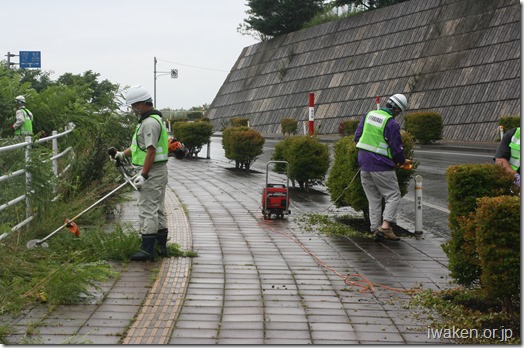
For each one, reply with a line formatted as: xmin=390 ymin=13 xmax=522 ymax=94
xmin=138 ymin=163 xmax=168 ymax=235
xmin=360 ymin=170 xmax=401 ymax=232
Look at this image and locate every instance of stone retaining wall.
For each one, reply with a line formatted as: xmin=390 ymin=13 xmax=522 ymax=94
xmin=207 ymin=0 xmax=520 ymax=142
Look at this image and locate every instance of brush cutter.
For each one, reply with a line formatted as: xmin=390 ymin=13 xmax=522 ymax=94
xmin=26 ymin=149 xmax=138 ymax=249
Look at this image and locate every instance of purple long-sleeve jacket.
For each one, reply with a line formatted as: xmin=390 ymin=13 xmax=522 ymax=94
xmin=354 ymin=108 xmax=406 ymax=172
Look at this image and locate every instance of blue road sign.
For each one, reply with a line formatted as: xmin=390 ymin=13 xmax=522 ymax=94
xmin=19 ymin=51 xmax=41 ymax=68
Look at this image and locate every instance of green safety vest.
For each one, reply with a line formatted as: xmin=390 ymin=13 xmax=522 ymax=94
xmin=15 ymin=108 xmax=33 ymax=136
xmin=356 ymin=109 xmax=393 ymax=158
xmin=130 ymin=114 xmax=169 ymax=166
xmin=509 ymin=127 xmax=520 ymax=171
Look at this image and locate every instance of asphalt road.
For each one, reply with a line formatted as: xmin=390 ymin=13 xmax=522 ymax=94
xmin=205 ymin=136 xmax=496 ymax=239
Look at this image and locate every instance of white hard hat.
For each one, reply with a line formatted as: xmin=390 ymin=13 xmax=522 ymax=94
xmin=125 ymin=85 xmax=152 ymax=106
xmin=15 ymin=95 xmax=26 ymax=103
xmin=387 ymin=94 xmax=408 ymax=111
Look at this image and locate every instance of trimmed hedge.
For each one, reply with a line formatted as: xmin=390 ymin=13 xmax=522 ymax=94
xmin=230 ymin=117 xmax=249 ymax=127
xmin=404 ymin=112 xmax=443 ymax=144
xmin=272 ymin=135 xmax=330 ymax=191
xmin=476 ymin=195 xmax=520 ymax=312
xmin=326 ymin=130 xmax=416 ymax=223
xmin=443 ymin=164 xmax=514 ymax=286
xmin=171 ymin=121 xmax=213 ymax=157
xmin=222 ymin=126 xmax=265 ymax=170
xmin=499 ymin=116 xmax=521 ymax=132
xmin=281 ymin=118 xmax=298 ymax=135
xmin=338 ymin=120 xmax=359 ymax=137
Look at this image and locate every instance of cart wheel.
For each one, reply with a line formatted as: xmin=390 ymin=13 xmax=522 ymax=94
xmin=263 ymin=214 xmax=268 ymax=220
xmin=267 ymin=213 xmax=272 ymax=220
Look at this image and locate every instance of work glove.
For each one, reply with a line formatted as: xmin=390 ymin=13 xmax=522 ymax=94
xmin=514 ymin=173 xmax=520 ymax=187
xmin=399 ymin=159 xmax=413 ymax=171
xmin=133 ymin=173 xmax=147 ymax=190
xmin=115 ymin=151 xmax=125 ymax=161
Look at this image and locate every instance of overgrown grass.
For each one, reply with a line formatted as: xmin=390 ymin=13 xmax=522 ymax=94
xmin=294 ymin=212 xmax=371 ymax=238
xmin=0 ymin=179 xmax=196 ymax=318
xmin=409 ymin=287 xmax=520 ymax=344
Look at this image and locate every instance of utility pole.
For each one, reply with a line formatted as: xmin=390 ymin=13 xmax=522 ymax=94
xmin=6 ymin=52 xmax=17 ymax=69
xmin=154 ymin=57 xmax=157 ymax=106
xmin=153 ymin=56 xmax=178 ymax=107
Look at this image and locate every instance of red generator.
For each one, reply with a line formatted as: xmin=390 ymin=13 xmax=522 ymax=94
xmin=262 ymin=161 xmax=291 ymax=220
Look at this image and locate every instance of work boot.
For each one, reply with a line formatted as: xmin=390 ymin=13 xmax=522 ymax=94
xmin=131 ymin=234 xmax=156 ymax=261
xmin=378 ymin=227 xmax=400 ymax=241
xmin=156 ymin=228 xmax=169 ymax=257
xmin=373 ymin=230 xmax=384 ymax=242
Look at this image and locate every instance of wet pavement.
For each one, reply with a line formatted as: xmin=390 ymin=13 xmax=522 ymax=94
xmin=2 ymin=149 xmax=458 ymax=345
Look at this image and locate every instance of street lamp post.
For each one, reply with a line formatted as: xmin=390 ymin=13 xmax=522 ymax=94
xmin=153 ymin=56 xmax=178 ymax=107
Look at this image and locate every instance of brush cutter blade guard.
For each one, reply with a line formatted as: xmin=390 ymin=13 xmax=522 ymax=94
xmin=65 ymin=219 xmax=80 ymax=237
xmin=26 ymin=239 xmax=49 ymax=249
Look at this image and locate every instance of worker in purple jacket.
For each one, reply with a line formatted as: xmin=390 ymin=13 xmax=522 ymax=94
xmin=354 ymin=94 xmax=411 ymax=242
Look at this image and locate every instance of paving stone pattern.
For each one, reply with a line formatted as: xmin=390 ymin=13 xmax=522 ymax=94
xmin=3 ymin=157 xmax=453 ymax=344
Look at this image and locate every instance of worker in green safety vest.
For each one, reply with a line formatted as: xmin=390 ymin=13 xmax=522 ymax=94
xmin=11 ymin=95 xmax=34 ymax=136
xmin=494 ymin=126 xmax=520 ymax=190
xmin=111 ymin=85 xmax=170 ymax=261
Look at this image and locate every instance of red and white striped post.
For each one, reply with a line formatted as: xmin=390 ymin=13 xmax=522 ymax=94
xmin=308 ymin=92 xmax=315 ymax=135
xmin=376 ymin=95 xmax=380 ymax=110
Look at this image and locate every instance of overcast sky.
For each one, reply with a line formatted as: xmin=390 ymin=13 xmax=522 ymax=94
xmin=1 ymin=0 xmax=258 ymax=110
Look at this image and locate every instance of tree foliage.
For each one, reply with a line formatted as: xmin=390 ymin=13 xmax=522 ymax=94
xmin=331 ymin=0 xmax=409 ymax=10
xmin=239 ymin=0 xmax=324 ymax=40
xmin=240 ymin=0 xmax=410 ymax=40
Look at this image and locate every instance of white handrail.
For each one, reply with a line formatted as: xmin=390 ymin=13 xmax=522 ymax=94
xmin=0 ymin=123 xmax=76 ymax=237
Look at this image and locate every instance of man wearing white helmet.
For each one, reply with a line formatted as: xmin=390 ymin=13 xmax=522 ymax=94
xmin=355 ymin=93 xmax=412 ymax=242
xmin=112 ymin=85 xmax=169 ymax=261
xmin=11 ymin=95 xmax=34 ymax=136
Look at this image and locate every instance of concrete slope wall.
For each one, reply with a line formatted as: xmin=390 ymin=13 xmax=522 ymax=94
xmin=207 ymin=0 xmax=520 ymax=142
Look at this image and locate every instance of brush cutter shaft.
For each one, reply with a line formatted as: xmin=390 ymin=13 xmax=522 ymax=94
xmin=36 ymin=179 xmax=132 ymax=244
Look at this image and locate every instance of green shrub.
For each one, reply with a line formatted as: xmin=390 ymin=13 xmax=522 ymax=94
xmin=337 ymin=120 xmax=359 ymax=137
xmin=499 ymin=116 xmax=521 ymax=132
xmin=272 ymin=136 xmax=330 ymax=191
xmin=404 ymin=112 xmax=443 ymax=144
xmin=475 ymin=195 xmax=520 ymax=312
xmin=171 ymin=121 xmax=213 ymax=157
xmin=443 ymin=164 xmax=514 ymax=286
xmin=222 ymin=126 xmax=265 ymax=170
xmin=230 ymin=117 xmax=249 ymax=127
xmin=326 ymin=131 xmax=416 ymax=223
xmin=281 ymin=118 xmax=298 ymax=135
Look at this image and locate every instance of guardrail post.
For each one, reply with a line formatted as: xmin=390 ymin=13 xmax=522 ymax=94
xmin=206 ymin=141 xmax=211 ymax=159
xmin=415 ymin=175 xmax=423 ymax=234
xmin=52 ymin=130 xmax=59 ymax=177
xmin=25 ymin=136 xmax=32 ymax=219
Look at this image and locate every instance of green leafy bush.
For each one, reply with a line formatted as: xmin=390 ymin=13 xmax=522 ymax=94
xmin=326 ymin=131 xmax=416 ymax=223
xmin=272 ymin=135 xmax=330 ymax=191
xmin=443 ymin=164 xmax=514 ymax=286
xmin=222 ymin=126 xmax=265 ymax=170
xmin=281 ymin=118 xmax=298 ymax=135
xmin=337 ymin=120 xmax=359 ymax=137
xmin=475 ymin=195 xmax=520 ymax=312
xmin=499 ymin=116 xmax=521 ymax=132
xmin=230 ymin=117 xmax=249 ymax=127
xmin=171 ymin=121 xmax=213 ymax=157
xmin=404 ymin=112 xmax=443 ymax=144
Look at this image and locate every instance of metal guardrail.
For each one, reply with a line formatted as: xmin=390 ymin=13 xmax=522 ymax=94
xmin=0 ymin=123 xmax=76 ymax=240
